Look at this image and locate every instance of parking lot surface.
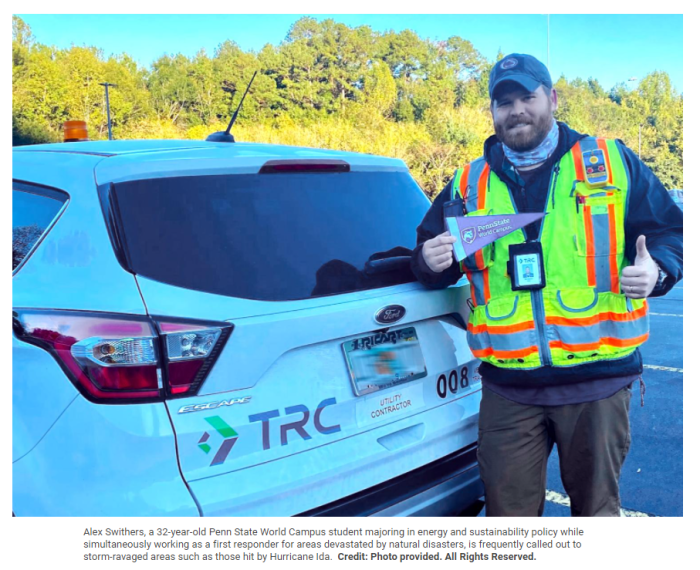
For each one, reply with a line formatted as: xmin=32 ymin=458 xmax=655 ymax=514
xmin=542 ymin=280 xmax=683 ymax=517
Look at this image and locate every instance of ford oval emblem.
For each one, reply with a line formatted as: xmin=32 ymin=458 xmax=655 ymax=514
xmin=374 ymin=305 xmax=406 ymax=325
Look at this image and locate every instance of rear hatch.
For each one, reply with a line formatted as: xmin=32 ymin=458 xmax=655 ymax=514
xmin=102 ymin=161 xmax=478 ymax=514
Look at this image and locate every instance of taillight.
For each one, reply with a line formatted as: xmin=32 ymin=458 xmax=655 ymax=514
xmin=259 ymin=159 xmax=350 ymax=174
xmin=156 ymin=319 xmax=232 ymax=396
xmin=12 ymin=310 xmax=232 ymax=404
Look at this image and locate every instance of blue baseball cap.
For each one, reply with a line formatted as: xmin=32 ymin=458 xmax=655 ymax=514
xmin=489 ymin=53 xmax=552 ymax=99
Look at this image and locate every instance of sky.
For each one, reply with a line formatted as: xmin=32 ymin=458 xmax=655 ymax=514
xmin=15 ymin=14 xmax=683 ymax=94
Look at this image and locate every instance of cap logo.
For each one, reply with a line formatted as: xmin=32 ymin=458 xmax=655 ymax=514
xmin=500 ymin=58 xmax=518 ymax=70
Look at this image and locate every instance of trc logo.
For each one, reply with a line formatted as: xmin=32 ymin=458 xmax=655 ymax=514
xmin=199 ymin=416 xmax=239 ymax=467
xmin=199 ymin=398 xmax=341 ymax=466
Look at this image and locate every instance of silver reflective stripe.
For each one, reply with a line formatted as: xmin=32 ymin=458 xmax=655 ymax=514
xmin=467 ymin=270 xmax=487 ymax=306
xmin=532 ymin=288 xmax=552 ymax=366
xmin=468 ymin=328 xmax=537 ymax=353
xmin=547 ymin=315 xmax=649 ymax=345
xmin=591 ymin=212 xmax=613 ymax=292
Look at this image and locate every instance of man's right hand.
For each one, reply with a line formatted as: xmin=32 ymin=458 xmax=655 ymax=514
xmin=421 ymin=231 xmax=457 ymax=273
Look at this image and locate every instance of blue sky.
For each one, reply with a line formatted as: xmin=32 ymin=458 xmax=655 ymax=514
xmin=16 ymin=14 xmax=683 ymax=93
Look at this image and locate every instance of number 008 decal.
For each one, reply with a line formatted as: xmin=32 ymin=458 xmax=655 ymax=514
xmin=436 ymin=366 xmax=469 ymax=399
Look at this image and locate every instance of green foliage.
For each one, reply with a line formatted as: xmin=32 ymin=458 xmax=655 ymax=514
xmin=12 ymin=15 xmax=683 ymax=193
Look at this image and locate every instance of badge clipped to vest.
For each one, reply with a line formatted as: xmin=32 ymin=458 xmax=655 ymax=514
xmin=507 ymin=241 xmax=546 ymax=291
xmin=582 ymin=148 xmax=609 ymax=188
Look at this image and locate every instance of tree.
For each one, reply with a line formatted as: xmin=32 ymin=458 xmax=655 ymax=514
xmin=11 ymin=16 xmax=682 ymax=192
xmin=362 ymin=60 xmax=397 ymax=117
xmin=148 ymin=54 xmax=196 ymax=124
xmin=59 ymin=46 xmax=109 ymax=134
xmin=12 ymin=15 xmax=34 ymax=68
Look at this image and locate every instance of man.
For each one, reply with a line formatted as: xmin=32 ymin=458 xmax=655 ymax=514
xmin=410 ymin=53 xmax=683 ymax=517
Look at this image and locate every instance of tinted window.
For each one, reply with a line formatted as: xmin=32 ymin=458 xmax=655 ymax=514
xmin=112 ymin=171 xmax=429 ymax=300
xmin=13 ymin=186 xmax=67 ymax=271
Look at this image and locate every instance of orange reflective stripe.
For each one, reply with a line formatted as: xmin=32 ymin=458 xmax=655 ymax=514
xmin=608 ymin=202 xmax=620 ymax=293
xmin=571 ymin=141 xmax=585 ymax=180
xmin=583 ymin=205 xmax=596 ymax=286
xmin=545 ymin=305 xmax=648 ymax=327
xmin=550 ymin=333 xmax=649 ymax=353
xmin=472 ymin=346 xmax=539 ymax=359
xmin=596 ymin=138 xmax=613 ymax=185
xmin=483 ymin=268 xmax=491 ymax=303
xmin=468 ymin=320 xmax=536 ymax=334
xmin=550 ymin=339 xmax=598 ymax=352
xmin=459 ymin=164 xmax=470 ymax=198
xmin=477 ymin=164 xmax=490 ymax=210
xmin=604 ymin=334 xmax=649 ymax=347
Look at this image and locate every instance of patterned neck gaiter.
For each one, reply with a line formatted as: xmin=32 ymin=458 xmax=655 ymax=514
xmin=503 ymin=120 xmax=559 ymax=168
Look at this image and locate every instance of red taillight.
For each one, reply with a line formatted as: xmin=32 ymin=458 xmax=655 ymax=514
xmin=13 ymin=310 xmax=232 ymax=403
xmin=168 ymin=360 xmax=204 ymax=394
xmin=259 ymin=160 xmax=350 ymax=174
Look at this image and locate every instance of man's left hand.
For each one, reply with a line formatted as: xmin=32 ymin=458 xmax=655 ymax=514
xmin=620 ymin=235 xmax=659 ymax=299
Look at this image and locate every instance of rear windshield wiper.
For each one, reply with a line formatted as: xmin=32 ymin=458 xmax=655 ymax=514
xmin=364 ymin=256 xmax=411 ymax=275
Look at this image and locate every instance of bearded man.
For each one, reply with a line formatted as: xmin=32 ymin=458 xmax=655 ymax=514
xmin=411 ymin=53 xmax=683 ymax=516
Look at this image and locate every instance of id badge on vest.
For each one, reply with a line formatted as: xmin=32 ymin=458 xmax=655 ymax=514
xmin=508 ymin=241 xmax=546 ymax=291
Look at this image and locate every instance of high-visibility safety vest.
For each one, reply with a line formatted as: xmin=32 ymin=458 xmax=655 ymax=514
xmin=452 ymin=137 xmax=649 ymax=369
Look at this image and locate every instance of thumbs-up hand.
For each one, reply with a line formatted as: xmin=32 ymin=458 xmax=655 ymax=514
xmin=620 ymin=235 xmax=659 ymax=299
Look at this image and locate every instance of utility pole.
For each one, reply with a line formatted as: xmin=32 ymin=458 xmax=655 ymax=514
xmin=99 ymin=82 xmax=117 ymax=140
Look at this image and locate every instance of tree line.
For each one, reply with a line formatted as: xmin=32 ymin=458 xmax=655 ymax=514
xmin=12 ymin=16 xmax=683 ymax=194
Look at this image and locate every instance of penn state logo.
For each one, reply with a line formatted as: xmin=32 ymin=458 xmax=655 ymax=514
xmin=374 ymin=305 xmax=406 ymax=325
xmin=461 ymin=227 xmax=477 ymax=244
xmin=500 ymin=57 xmax=518 ymax=70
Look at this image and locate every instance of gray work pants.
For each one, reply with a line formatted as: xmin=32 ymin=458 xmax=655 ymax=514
xmin=477 ymin=385 xmax=632 ymax=517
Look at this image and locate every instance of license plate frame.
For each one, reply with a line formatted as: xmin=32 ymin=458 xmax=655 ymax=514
xmin=342 ymin=326 xmax=428 ymax=397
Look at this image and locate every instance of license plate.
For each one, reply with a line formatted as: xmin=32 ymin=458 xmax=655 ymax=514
xmin=342 ymin=327 xmax=428 ymax=397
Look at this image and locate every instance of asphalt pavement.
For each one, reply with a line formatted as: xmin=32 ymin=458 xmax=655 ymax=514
xmin=542 ymin=280 xmax=684 ymax=517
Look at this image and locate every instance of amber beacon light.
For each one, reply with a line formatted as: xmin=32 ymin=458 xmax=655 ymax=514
xmin=63 ymin=121 xmax=88 ymax=142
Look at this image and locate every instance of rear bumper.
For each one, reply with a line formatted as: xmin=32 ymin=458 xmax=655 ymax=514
xmin=299 ymin=443 xmax=482 ymax=517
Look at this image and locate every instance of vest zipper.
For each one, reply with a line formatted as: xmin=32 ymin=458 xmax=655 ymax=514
xmin=532 ymin=290 xmax=551 ymax=366
xmin=531 ymin=163 xmax=561 ymax=367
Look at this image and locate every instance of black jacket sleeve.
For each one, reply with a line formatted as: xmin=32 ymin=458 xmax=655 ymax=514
xmin=620 ymin=141 xmax=683 ymax=296
xmin=410 ymin=177 xmax=464 ymax=289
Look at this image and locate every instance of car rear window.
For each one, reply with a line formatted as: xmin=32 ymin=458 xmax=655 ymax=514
xmin=13 ymin=183 xmax=68 ymax=272
xmin=110 ymin=171 xmax=429 ymax=301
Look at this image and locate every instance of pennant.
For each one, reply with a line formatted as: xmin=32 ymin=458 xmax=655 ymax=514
xmin=444 ymin=213 xmax=546 ymax=262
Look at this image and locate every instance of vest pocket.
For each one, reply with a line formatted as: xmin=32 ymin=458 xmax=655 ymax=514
xmin=546 ymin=287 xmax=602 ymax=361
xmin=468 ymin=293 xmax=539 ymax=366
xmin=572 ymin=189 xmax=625 ymax=258
xmin=571 ymin=188 xmax=625 ymax=293
xmin=545 ymin=288 xmax=649 ymax=364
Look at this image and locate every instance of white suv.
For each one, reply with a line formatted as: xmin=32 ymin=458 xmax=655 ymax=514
xmin=13 ymin=139 xmax=483 ymax=516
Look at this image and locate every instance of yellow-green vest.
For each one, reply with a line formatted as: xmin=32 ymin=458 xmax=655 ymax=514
xmin=452 ymin=137 xmax=649 ymax=369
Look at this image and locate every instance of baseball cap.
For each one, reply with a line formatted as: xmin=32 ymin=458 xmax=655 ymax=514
xmin=489 ymin=53 xmax=552 ymax=99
